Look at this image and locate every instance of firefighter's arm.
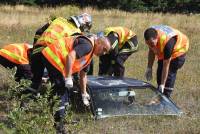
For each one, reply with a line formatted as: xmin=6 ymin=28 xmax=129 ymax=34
xmin=65 ymin=50 xmax=76 ymax=88
xmin=33 ymin=23 xmax=50 ymax=44
xmin=145 ymin=49 xmax=155 ymax=81
xmin=66 ymin=50 xmax=76 ymax=77
xmin=161 ymin=58 xmax=171 ymax=86
xmin=147 ymin=49 xmax=155 ymax=68
xmin=79 ymin=70 xmax=87 ymax=94
xmin=159 ymin=38 xmax=176 ymax=92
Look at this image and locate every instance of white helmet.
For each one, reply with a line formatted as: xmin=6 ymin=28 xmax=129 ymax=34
xmin=70 ymin=13 xmax=92 ymax=32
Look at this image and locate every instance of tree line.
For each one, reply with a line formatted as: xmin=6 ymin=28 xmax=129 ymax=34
xmin=1 ymin=0 xmax=200 ymax=13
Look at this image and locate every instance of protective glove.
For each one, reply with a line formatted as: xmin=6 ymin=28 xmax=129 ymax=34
xmin=65 ymin=77 xmax=73 ymax=88
xmin=145 ymin=67 xmax=152 ymax=81
xmin=82 ymin=93 xmax=90 ymax=106
xmin=158 ymin=84 xmax=165 ymax=93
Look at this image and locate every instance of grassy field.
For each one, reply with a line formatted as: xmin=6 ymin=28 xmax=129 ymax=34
xmin=0 ymin=5 xmax=200 ymax=134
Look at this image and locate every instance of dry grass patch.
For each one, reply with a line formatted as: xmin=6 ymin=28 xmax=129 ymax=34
xmin=0 ymin=5 xmax=199 ymax=133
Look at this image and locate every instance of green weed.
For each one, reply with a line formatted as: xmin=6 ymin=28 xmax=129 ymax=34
xmin=0 ymin=5 xmax=199 ymax=133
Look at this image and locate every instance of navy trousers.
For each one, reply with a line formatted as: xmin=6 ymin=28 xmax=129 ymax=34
xmin=99 ymin=52 xmax=131 ymax=77
xmin=157 ymin=54 xmax=186 ymax=98
xmin=30 ymin=52 xmax=69 ymax=122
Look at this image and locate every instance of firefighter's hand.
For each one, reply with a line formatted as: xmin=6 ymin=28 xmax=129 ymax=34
xmin=158 ymin=85 xmax=165 ymax=93
xmin=65 ymin=77 xmax=73 ymax=88
xmin=145 ymin=67 xmax=152 ymax=81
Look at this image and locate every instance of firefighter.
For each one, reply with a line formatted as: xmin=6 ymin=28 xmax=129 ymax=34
xmin=0 ymin=43 xmax=33 ymax=82
xmin=33 ymin=13 xmax=92 ymax=45
xmin=28 ymin=34 xmax=110 ymax=133
xmin=144 ymin=25 xmax=189 ymax=98
xmin=33 ymin=13 xmax=92 ymax=81
xmin=98 ymin=26 xmax=138 ymax=77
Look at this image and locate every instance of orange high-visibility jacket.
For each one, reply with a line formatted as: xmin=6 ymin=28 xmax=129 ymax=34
xmin=0 ymin=43 xmax=30 ymax=64
xmin=104 ymin=26 xmax=136 ymax=49
xmin=35 ymin=17 xmax=81 ymax=47
xmin=152 ymin=25 xmax=189 ymax=60
xmin=42 ymin=35 xmax=94 ymax=77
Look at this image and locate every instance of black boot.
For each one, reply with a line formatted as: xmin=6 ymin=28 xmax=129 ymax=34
xmin=54 ymin=120 xmax=67 ymax=134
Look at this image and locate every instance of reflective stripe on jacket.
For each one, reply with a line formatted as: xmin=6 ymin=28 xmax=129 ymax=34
xmin=104 ymin=26 xmax=136 ymax=49
xmin=42 ymin=35 xmax=94 ymax=77
xmin=0 ymin=43 xmax=29 ymax=64
xmin=152 ymin=25 xmax=189 ymax=60
xmin=36 ymin=17 xmax=81 ymax=48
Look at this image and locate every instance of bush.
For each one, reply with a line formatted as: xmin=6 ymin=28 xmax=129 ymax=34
xmin=0 ymin=74 xmax=57 ymax=133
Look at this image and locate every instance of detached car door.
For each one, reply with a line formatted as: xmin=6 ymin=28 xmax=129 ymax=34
xmin=87 ymin=76 xmax=182 ymax=119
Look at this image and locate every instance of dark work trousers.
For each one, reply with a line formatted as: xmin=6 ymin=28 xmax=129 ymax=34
xmin=98 ymin=53 xmax=112 ymax=75
xmin=99 ymin=52 xmax=132 ymax=77
xmin=113 ymin=53 xmax=132 ymax=77
xmin=112 ymin=36 xmax=137 ymax=77
xmin=87 ymin=58 xmax=93 ymax=75
xmin=30 ymin=52 xmax=69 ymax=122
xmin=157 ymin=54 xmax=186 ymax=98
xmin=0 ymin=55 xmax=32 ymax=82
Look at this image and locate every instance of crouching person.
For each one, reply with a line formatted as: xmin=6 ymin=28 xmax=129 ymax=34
xmin=98 ymin=26 xmax=138 ymax=77
xmin=0 ymin=43 xmax=33 ymax=82
xmin=144 ymin=25 xmax=189 ymax=98
xmin=28 ymin=34 xmax=111 ymax=133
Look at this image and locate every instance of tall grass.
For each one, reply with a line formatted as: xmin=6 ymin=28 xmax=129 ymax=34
xmin=0 ymin=5 xmax=200 ymax=133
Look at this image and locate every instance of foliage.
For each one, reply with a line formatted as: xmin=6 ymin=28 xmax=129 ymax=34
xmin=0 ymin=5 xmax=200 ymax=133
xmin=0 ymin=70 xmax=56 ymax=133
xmin=0 ymin=67 xmax=92 ymax=133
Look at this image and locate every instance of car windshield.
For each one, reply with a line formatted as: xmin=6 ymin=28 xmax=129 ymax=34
xmin=89 ymin=87 xmax=182 ymax=119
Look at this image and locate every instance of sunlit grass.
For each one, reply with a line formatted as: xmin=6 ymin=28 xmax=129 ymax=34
xmin=0 ymin=5 xmax=200 ymax=133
